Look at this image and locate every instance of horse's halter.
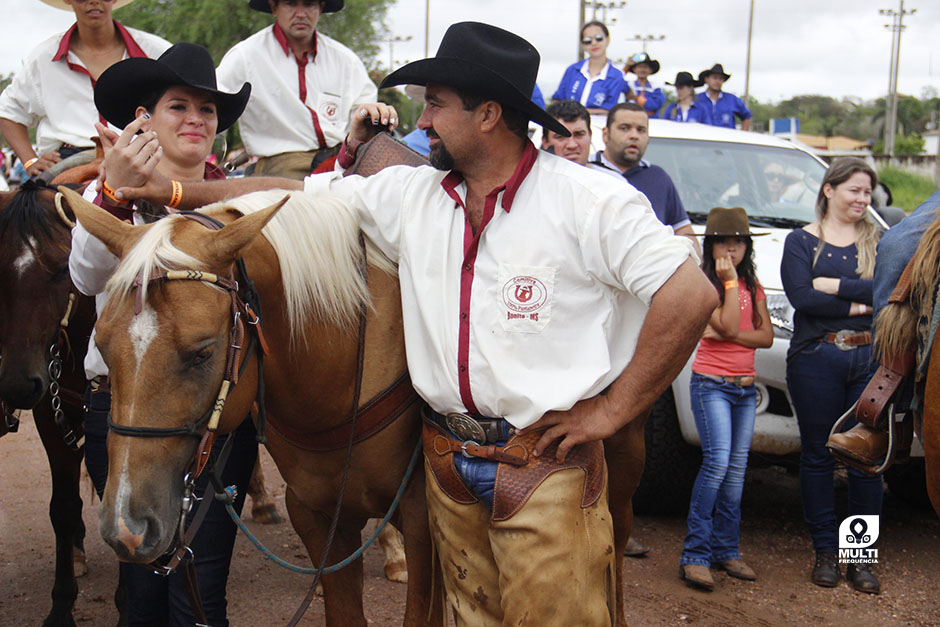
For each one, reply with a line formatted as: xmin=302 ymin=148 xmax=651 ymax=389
xmin=105 ymin=212 xmax=269 ymax=575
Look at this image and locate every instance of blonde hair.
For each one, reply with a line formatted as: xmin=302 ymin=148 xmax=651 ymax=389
xmin=812 ymin=158 xmax=881 ymax=279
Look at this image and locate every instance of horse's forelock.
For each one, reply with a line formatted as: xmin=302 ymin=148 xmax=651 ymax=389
xmin=0 ymin=185 xmax=57 ymax=247
xmin=105 ymin=217 xmax=206 ymax=309
xmin=199 ymin=190 xmax=396 ymax=341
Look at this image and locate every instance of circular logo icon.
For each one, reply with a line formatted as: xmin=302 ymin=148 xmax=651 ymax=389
xmin=502 ymin=276 xmax=548 ymax=314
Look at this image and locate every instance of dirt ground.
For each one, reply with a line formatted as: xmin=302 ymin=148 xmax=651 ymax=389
xmin=2 ymin=411 xmax=938 ymax=626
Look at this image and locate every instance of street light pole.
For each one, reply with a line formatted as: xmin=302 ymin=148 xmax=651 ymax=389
xmin=743 ymin=0 xmax=754 ymax=103
xmin=630 ymin=34 xmax=665 ymax=53
xmin=880 ymin=1 xmax=917 ymax=157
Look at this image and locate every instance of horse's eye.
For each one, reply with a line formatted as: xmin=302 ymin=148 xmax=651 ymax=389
xmin=193 ymin=347 xmax=213 ymax=366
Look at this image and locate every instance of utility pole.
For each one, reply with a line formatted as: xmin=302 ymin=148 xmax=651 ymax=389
xmin=424 ymin=0 xmax=429 ymax=58
xmin=743 ymin=0 xmax=755 ymax=103
xmin=630 ymin=34 xmax=665 ymax=53
xmin=383 ymin=35 xmax=412 ymax=72
xmin=880 ymin=1 xmax=917 ymax=157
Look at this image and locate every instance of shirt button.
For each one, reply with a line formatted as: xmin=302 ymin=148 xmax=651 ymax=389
xmin=459 ymin=365 xmax=466 ymax=372
xmin=463 ymin=264 xmax=472 ymax=272
xmin=460 ymin=312 xmax=467 ymax=319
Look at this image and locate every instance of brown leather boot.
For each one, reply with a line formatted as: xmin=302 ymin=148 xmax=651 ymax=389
xmin=826 ymin=423 xmax=888 ymax=466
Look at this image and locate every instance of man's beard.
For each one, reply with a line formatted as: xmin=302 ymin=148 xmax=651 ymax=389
xmin=428 ymin=133 xmax=455 ymax=171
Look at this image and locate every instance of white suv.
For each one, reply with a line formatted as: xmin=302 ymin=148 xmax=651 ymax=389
xmin=577 ymin=118 xmax=924 ymax=513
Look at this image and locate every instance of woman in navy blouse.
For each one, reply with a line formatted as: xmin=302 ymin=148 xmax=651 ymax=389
xmin=781 ymin=158 xmax=884 ymax=595
xmin=552 ymin=21 xmax=625 ymax=115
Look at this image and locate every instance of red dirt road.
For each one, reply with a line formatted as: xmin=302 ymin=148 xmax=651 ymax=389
xmin=2 ymin=412 xmax=939 ymax=626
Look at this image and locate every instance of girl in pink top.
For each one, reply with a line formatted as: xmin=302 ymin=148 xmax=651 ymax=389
xmin=679 ymin=207 xmax=774 ymax=591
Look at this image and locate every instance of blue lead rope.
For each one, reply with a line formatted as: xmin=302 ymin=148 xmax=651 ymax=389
xmin=224 ymin=438 xmax=422 ymax=575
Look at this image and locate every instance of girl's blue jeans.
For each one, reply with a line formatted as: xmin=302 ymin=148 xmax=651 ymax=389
xmin=680 ymin=373 xmax=756 ymax=566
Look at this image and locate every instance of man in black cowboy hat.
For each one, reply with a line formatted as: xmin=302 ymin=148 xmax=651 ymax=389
xmin=695 ymin=63 xmax=752 ymax=130
xmin=109 ymin=22 xmax=717 ymax=624
xmin=216 ymin=0 xmax=376 ymax=179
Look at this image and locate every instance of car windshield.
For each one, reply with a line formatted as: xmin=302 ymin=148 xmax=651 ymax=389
xmin=643 ymin=138 xmax=826 ymax=228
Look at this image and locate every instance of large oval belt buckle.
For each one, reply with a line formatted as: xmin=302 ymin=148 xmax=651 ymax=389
xmin=445 ymin=412 xmax=486 ymax=444
xmin=834 ymin=329 xmax=853 ymax=351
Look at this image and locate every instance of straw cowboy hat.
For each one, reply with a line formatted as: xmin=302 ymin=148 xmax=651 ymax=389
xmin=666 ymin=71 xmax=704 ymax=88
xmin=699 ymin=63 xmax=732 ymax=82
xmin=94 ymin=42 xmax=251 ymax=133
xmin=40 ymin=0 xmax=135 ymax=9
xmin=697 ymin=207 xmax=768 ymax=237
xmin=379 ymin=21 xmax=570 ymax=137
xmin=249 ymin=0 xmax=344 ymax=13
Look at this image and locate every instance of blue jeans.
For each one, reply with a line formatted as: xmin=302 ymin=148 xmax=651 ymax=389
xmin=83 ymin=385 xmax=257 ymax=626
xmin=449 ymin=420 xmax=513 ymax=510
xmin=787 ymin=342 xmax=883 ymax=553
xmin=681 ymin=373 xmax=757 ymax=566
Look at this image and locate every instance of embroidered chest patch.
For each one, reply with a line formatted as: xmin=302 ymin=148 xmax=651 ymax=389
xmin=498 ymin=264 xmax=554 ymax=333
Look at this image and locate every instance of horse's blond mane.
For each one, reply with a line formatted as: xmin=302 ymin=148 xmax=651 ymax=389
xmin=105 ymin=190 xmax=396 ymax=338
xmin=874 ymin=209 xmax=940 ymax=363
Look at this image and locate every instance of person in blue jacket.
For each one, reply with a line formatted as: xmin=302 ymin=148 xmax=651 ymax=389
xmin=663 ymin=71 xmax=709 ymax=123
xmin=695 ymin=64 xmax=751 ymax=130
xmin=623 ymin=52 xmax=665 ymax=118
xmin=553 ymin=21 xmax=625 ymax=114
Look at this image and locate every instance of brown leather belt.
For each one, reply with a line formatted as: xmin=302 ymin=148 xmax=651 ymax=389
xmin=423 ymin=407 xmax=515 ymax=444
xmin=820 ymin=330 xmax=872 ymax=350
xmin=697 ymin=373 xmax=756 ymax=387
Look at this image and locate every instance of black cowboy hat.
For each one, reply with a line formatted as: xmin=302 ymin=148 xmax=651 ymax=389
xmin=379 ymin=22 xmax=570 ymax=137
xmin=249 ymin=0 xmax=344 ymax=13
xmin=94 ymin=42 xmax=251 ymax=133
xmin=666 ymin=71 xmax=704 ymax=88
xmin=696 ymin=207 xmax=768 ymax=237
xmin=699 ymin=63 xmax=731 ymax=82
xmin=627 ymin=52 xmax=660 ymax=75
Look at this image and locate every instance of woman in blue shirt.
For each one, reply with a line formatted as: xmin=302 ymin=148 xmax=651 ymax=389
xmin=781 ymin=158 xmax=884 ymax=595
xmin=663 ymin=71 xmax=708 ymax=123
xmin=553 ymin=21 xmax=625 ymax=114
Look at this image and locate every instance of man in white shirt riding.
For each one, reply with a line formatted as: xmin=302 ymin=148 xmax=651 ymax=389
xmin=216 ymin=0 xmax=376 ymax=179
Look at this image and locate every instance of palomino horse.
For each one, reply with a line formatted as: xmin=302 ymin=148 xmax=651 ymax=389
xmin=0 ymin=182 xmax=95 ymax=627
xmin=875 ymin=212 xmax=940 ymax=519
xmin=62 ymin=188 xmax=441 ymax=626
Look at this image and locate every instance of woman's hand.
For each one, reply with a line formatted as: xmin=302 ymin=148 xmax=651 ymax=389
xmin=96 ymin=117 xmax=162 ymax=191
xmin=812 ymin=276 xmax=840 ymax=295
xmin=702 ymin=324 xmax=721 ymax=340
xmin=849 ymin=302 xmax=873 ymax=316
xmin=715 ymin=254 xmax=738 ymax=282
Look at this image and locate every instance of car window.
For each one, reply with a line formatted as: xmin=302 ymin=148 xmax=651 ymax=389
xmin=643 ymin=138 xmax=826 ymax=228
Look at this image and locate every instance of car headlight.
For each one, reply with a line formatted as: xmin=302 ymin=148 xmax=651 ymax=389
xmin=765 ymin=289 xmax=794 ymax=338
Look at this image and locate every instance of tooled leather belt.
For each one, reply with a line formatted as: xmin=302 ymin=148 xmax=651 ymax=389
xmin=422 ymin=407 xmax=515 ymax=444
xmin=820 ymin=330 xmax=872 ymax=351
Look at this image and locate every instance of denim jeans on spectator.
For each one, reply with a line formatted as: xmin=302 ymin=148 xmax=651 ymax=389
xmin=82 ymin=385 xmax=257 ymax=626
xmin=450 ymin=419 xmax=512 ymax=510
xmin=787 ymin=341 xmax=883 ymax=554
xmin=681 ymin=373 xmax=757 ymax=566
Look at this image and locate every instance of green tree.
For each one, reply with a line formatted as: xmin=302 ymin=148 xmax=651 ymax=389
xmin=873 ymin=132 xmax=925 ymax=155
xmin=115 ymin=0 xmax=390 ymax=69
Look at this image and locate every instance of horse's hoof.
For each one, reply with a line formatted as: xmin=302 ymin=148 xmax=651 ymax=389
xmin=384 ymin=560 xmax=408 ymax=584
xmin=250 ymin=503 xmax=283 ymax=525
xmin=73 ymin=547 xmax=89 ymax=578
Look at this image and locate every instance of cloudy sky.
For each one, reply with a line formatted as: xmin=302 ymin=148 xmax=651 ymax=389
xmin=4 ymin=0 xmax=938 ymax=104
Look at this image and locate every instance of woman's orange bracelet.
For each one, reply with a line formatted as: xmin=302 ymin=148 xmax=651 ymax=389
xmin=102 ymin=181 xmax=130 ymax=207
xmin=723 ymin=280 xmax=738 ymax=290
xmin=168 ymin=180 xmax=183 ymax=209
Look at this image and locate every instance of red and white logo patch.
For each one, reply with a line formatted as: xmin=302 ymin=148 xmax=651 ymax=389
xmin=498 ymin=265 xmax=554 ymax=333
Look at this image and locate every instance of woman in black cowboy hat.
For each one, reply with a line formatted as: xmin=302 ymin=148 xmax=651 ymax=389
xmin=663 ymin=71 xmax=708 ymax=123
xmin=70 ymin=42 xmax=254 ymax=626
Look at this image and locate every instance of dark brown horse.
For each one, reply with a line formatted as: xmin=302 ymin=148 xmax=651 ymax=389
xmin=0 ymin=182 xmax=95 ymax=627
xmin=875 ymin=212 xmax=940 ymax=519
xmin=63 ymin=188 xmax=442 ymax=626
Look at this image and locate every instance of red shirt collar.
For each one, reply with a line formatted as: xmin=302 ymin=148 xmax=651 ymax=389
xmin=441 ymin=141 xmax=538 ymax=213
xmin=53 ymin=20 xmax=148 ymax=62
xmin=273 ymin=23 xmax=318 ymax=60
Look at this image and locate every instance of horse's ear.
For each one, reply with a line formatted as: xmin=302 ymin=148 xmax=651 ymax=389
xmin=207 ymin=194 xmax=290 ymax=264
xmin=56 ymin=186 xmax=143 ymax=258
